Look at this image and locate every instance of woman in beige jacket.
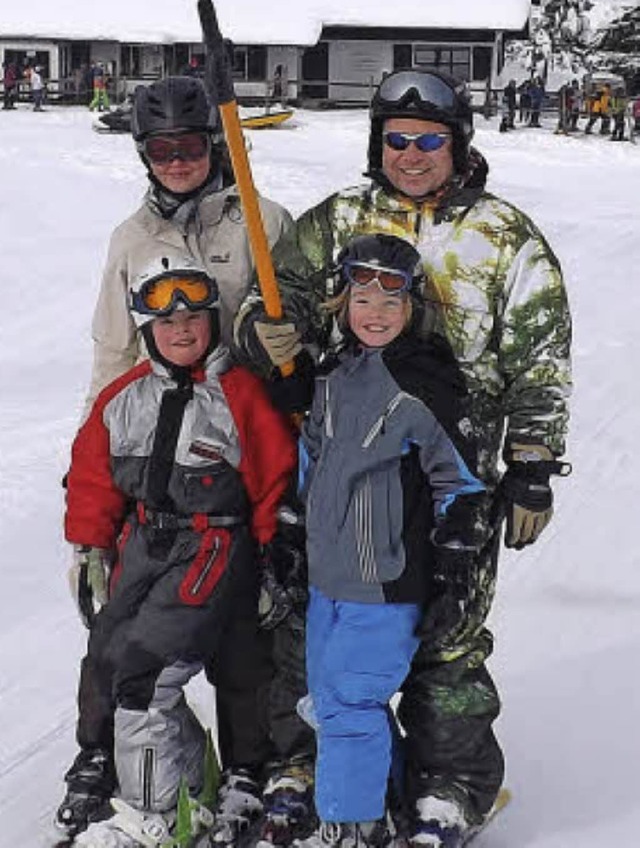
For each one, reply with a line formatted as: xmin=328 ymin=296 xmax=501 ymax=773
xmin=57 ymin=77 xmax=315 ymax=846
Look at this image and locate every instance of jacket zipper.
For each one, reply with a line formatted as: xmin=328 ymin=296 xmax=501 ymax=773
xmin=361 ymin=391 xmax=413 ymax=448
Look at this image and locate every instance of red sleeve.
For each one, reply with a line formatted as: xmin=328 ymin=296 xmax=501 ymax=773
xmin=221 ymin=367 xmax=296 ymax=545
xmin=65 ymin=362 xmax=152 ymax=549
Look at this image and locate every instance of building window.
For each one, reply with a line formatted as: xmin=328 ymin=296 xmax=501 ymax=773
xmin=393 ymin=43 xmax=413 ymax=70
xmin=413 ymin=45 xmax=471 ymax=81
xmin=472 ymin=46 xmax=492 ymax=81
xmin=232 ymin=45 xmax=267 ymax=81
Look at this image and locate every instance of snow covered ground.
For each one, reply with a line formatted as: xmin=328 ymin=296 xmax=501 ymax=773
xmin=0 ymin=103 xmax=639 ymax=847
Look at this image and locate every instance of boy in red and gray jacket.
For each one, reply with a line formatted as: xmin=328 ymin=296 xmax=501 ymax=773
xmin=65 ymin=256 xmax=295 ymax=847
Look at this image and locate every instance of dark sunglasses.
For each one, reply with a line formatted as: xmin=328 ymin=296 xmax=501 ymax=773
xmin=143 ymin=132 xmax=210 ymax=165
xmin=342 ymin=260 xmax=413 ymax=293
xmin=383 ymin=131 xmax=451 ymax=152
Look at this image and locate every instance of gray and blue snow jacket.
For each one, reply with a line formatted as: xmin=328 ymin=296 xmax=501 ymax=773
xmin=299 ymin=331 xmax=486 ymax=605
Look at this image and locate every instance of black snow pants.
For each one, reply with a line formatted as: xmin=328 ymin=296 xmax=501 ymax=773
xmin=398 ymin=520 xmax=505 ymax=827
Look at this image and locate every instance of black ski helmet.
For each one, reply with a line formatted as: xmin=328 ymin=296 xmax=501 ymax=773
xmin=368 ymin=68 xmax=474 ymax=177
xmin=131 ymin=76 xmax=221 ymax=141
xmin=335 ymin=233 xmax=423 ymax=296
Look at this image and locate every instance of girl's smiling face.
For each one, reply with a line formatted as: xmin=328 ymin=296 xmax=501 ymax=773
xmin=347 ymin=284 xmax=410 ymax=348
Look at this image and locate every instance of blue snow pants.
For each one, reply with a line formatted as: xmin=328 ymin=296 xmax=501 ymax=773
xmin=306 ymin=585 xmax=420 ymax=822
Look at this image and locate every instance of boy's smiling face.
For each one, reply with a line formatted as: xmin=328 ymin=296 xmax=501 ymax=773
xmin=151 ymin=309 xmax=211 ymax=367
xmin=347 ymin=285 xmax=410 ymax=348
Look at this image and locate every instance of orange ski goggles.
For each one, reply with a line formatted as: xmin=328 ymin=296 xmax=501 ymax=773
xmin=131 ymin=272 xmax=218 ymax=317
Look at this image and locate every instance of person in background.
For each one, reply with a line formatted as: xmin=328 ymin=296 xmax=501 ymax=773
xmin=234 ymin=67 xmax=572 ymax=848
xmin=527 ymin=76 xmax=545 ymax=127
xmin=2 ymin=61 xmax=18 ymax=109
xmin=31 ymin=65 xmax=45 ymax=112
xmin=610 ymin=86 xmax=628 ymax=142
xmin=89 ymin=62 xmax=110 ymax=112
xmin=499 ymin=79 xmax=517 ymax=132
xmin=568 ymin=79 xmax=582 ymax=131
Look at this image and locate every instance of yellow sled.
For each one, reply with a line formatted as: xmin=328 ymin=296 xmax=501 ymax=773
xmin=239 ymin=109 xmax=294 ymax=129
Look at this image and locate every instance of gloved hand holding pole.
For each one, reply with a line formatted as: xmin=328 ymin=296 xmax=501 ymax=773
xmin=197 ymin=0 xmax=295 ymax=377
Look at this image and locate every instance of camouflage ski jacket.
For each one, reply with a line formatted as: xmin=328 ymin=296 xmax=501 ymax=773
xmin=243 ymin=169 xmax=572 ymax=482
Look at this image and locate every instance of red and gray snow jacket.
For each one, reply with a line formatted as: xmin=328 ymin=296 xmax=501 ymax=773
xmin=65 ymin=346 xmax=296 ymax=553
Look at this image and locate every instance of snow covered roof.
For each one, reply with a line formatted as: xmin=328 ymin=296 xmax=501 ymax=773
xmin=1 ymin=0 xmax=531 ymax=45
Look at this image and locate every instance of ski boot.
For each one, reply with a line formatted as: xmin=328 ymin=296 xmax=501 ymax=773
xmin=408 ymin=796 xmax=469 ymax=848
xmin=293 ymin=819 xmax=393 ymax=848
xmin=208 ymin=768 xmax=263 ymax=846
xmin=55 ymin=747 xmax=117 ymax=838
xmin=73 ymin=792 xmax=215 ymax=848
xmin=257 ymin=761 xmax=316 ymax=847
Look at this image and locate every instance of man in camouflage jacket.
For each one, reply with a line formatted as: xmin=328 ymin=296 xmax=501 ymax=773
xmin=235 ymin=69 xmax=572 ymax=842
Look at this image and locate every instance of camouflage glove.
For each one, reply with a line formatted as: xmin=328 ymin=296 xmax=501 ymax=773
xmin=68 ymin=545 xmax=112 ymax=628
xmin=501 ymin=443 xmax=571 ymax=550
xmin=254 ymin=319 xmax=302 ymax=368
xmin=233 ymin=301 xmax=303 ymax=373
xmin=258 ymin=506 xmax=308 ymax=630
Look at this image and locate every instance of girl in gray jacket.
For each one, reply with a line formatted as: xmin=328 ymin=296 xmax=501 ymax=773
xmin=297 ymin=235 xmax=486 ymax=848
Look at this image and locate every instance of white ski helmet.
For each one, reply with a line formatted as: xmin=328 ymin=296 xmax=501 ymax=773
xmin=129 ymin=256 xmax=219 ymax=330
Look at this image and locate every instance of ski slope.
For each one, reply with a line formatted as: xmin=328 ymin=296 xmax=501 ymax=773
xmin=0 ymin=105 xmax=639 ymax=847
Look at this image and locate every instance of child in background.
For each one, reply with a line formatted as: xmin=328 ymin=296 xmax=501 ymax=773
xmin=295 ymin=234 xmax=486 ymax=848
xmin=64 ymin=257 xmax=295 ymax=848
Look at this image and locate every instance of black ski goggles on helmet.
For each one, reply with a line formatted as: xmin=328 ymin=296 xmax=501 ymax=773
xmin=142 ymin=131 xmax=210 ymax=165
xmin=375 ymin=70 xmax=458 ymax=112
xmin=341 ymin=260 xmax=413 ymax=294
xmin=131 ymin=272 xmax=218 ymax=317
xmin=384 ymin=130 xmax=451 ymax=152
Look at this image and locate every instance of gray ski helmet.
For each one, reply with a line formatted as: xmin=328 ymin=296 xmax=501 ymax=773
xmin=368 ymin=69 xmax=474 ymax=176
xmin=131 ymin=76 xmax=221 ymax=141
xmin=335 ymin=233 xmax=423 ymax=296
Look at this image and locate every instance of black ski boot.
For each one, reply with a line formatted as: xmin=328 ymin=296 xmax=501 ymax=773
xmin=55 ymin=748 xmax=117 ymax=837
xmin=257 ymin=761 xmax=316 ymax=847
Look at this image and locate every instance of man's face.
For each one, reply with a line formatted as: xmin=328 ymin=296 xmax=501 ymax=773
xmin=381 ymin=117 xmax=455 ymax=200
xmin=146 ymin=131 xmax=211 ymax=194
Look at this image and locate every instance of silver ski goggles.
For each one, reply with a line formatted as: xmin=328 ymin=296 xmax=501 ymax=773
xmin=383 ymin=130 xmax=451 ymax=152
xmin=375 ymin=70 xmax=459 ymax=111
xmin=341 ymin=260 xmax=413 ymax=294
xmin=131 ymin=272 xmax=219 ymax=317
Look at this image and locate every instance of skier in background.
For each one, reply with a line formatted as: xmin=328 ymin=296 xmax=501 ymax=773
xmin=2 ymin=61 xmax=18 ymax=109
xmin=30 ymin=65 xmax=45 ymax=112
xmin=65 ymin=257 xmax=296 ymax=848
xmin=234 ymin=67 xmax=572 ymax=848
xmin=89 ymin=62 xmax=110 ymax=112
xmin=56 ymin=76 xmax=316 ymax=846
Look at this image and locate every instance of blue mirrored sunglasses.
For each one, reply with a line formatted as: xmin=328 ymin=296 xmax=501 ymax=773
xmin=383 ymin=131 xmax=451 ymax=152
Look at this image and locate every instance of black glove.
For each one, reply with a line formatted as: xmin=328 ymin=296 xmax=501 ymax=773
xmin=501 ymin=443 xmax=571 ymax=550
xmin=257 ymin=507 xmax=308 ymax=630
xmin=264 ymin=349 xmax=316 ymax=415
